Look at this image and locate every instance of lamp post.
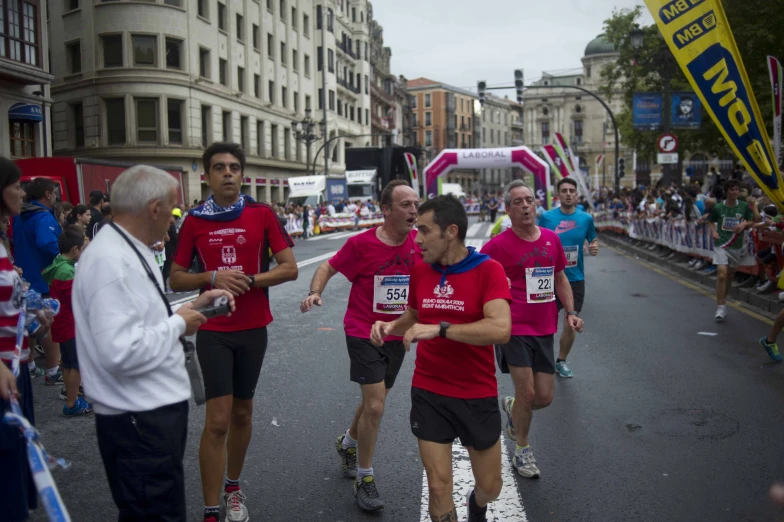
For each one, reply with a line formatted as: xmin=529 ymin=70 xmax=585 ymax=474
xmin=292 ymin=109 xmax=325 ymax=175
xmin=630 ymin=24 xmax=674 ymax=186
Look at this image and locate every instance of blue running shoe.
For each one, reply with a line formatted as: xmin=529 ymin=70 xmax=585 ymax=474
xmin=555 ymin=361 xmax=574 ymax=378
xmin=62 ymin=396 xmax=93 ymax=417
xmin=760 ymin=337 xmax=783 ymax=362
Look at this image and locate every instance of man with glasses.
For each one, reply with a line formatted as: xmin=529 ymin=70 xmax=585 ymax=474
xmin=170 ymin=142 xmax=298 ymax=522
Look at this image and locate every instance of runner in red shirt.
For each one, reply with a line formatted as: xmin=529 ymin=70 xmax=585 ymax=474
xmin=370 ymin=195 xmax=511 ymax=522
xmin=170 ymin=142 xmax=298 ymax=522
xmin=482 ymin=180 xmax=584 ymax=480
xmin=300 ymin=180 xmax=420 ymax=512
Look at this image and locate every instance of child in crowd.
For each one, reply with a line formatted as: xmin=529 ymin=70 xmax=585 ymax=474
xmin=42 ymin=225 xmax=92 ymax=416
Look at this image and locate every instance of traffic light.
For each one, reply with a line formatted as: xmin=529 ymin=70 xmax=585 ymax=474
xmin=478 ymin=81 xmax=487 ymax=106
xmin=619 ymin=158 xmax=626 ymax=178
xmin=514 ymin=70 xmax=524 ymax=103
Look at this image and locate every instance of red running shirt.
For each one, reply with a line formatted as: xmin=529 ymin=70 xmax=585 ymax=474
xmin=329 ymin=228 xmax=421 ymax=339
xmin=174 ymin=203 xmax=294 ymax=332
xmin=408 ymin=259 xmax=511 ymax=399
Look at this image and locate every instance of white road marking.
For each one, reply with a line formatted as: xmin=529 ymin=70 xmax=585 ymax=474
xmin=485 ymin=224 xmax=494 ymax=237
xmin=328 ymin=230 xmax=365 ymax=240
xmin=296 ymin=251 xmax=337 ymax=268
xmin=466 ymin=239 xmax=485 ymax=250
xmin=467 ymin=223 xmax=482 ymax=238
xmin=419 ymin=434 xmax=527 ymax=521
xmin=697 ymin=332 xmax=718 ymax=336
xmin=307 ymin=230 xmax=362 ymax=241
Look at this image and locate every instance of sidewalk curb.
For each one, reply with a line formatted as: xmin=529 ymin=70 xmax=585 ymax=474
xmin=601 ymin=233 xmax=784 ymax=320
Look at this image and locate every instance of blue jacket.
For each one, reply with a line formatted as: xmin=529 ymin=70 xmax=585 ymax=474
xmin=13 ymin=201 xmax=62 ymax=294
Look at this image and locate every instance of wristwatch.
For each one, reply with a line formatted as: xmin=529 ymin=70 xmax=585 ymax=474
xmin=566 ymin=311 xmax=579 ymax=317
xmin=248 ymin=275 xmax=255 ymax=288
xmin=439 ymin=321 xmax=451 ymax=338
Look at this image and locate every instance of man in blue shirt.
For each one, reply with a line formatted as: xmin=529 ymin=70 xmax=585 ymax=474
xmin=539 ymin=178 xmax=598 ymax=378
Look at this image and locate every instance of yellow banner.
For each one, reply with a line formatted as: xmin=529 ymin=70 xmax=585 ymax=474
xmin=644 ymin=0 xmax=784 ymax=209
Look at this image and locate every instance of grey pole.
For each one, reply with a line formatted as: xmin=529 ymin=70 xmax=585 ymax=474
xmin=321 ymin=9 xmax=330 ymax=176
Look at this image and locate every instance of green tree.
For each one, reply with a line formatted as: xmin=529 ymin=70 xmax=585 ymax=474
xmin=600 ymin=3 xmax=784 ymax=175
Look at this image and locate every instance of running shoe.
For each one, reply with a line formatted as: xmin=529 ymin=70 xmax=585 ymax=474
xmin=62 ymin=396 xmax=93 ymax=417
xmin=703 ymin=265 xmax=717 ymax=275
xmin=501 ymin=396 xmax=516 ymax=440
xmin=34 ymin=342 xmax=44 ymax=357
xmin=759 ymin=337 xmax=783 ymax=362
xmin=466 ymin=488 xmax=487 ymax=522
xmin=555 ymin=361 xmax=574 ymax=378
xmin=714 ymin=306 xmax=726 ymax=322
xmin=758 ymin=280 xmax=775 ymax=293
xmin=688 ymin=258 xmax=698 ymax=267
xmin=354 ymin=476 xmax=385 ymax=512
xmin=28 ymin=365 xmax=45 ymax=378
xmin=335 ymin=433 xmax=357 ymax=479
xmin=45 ymin=369 xmax=63 ymax=386
xmin=59 ymin=385 xmax=85 ymax=401
xmin=512 ymin=447 xmax=540 ymax=479
xmin=223 ymin=489 xmax=249 ymax=522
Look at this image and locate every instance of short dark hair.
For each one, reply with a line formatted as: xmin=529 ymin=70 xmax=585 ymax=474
xmin=724 ymin=179 xmax=741 ymax=191
xmin=203 ymin=142 xmax=246 ymax=173
xmin=58 ymin=225 xmax=86 ymax=254
xmin=380 ymin=180 xmax=411 ymax=210
xmin=557 ymin=178 xmax=578 ymax=191
xmin=89 ymin=190 xmax=103 ymax=206
xmin=26 ymin=177 xmax=56 ymax=201
xmin=101 ymin=204 xmax=112 ymax=217
xmin=418 ymin=195 xmax=468 ymax=241
xmin=0 ymin=157 xmax=21 ymax=218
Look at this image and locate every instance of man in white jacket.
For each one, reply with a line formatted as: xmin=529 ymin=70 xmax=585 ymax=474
xmin=73 ymin=165 xmax=233 ymax=521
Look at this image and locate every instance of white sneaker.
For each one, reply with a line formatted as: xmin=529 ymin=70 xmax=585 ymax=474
xmin=714 ymin=306 xmax=726 ymax=322
xmin=512 ymin=447 xmax=540 ymax=479
xmin=224 ymin=490 xmax=249 ymax=522
xmin=779 ymin=292 xmax=784 ymax=302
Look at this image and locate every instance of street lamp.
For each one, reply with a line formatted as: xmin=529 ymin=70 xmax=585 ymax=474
xmin=630 ymin=24 xmax=675 ymax=186
xmin=292 ymin=108 xmax=325 ymax=175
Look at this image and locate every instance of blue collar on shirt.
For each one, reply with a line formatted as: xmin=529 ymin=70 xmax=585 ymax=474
xmin=430 ymin=247 xmax=490 ymax=288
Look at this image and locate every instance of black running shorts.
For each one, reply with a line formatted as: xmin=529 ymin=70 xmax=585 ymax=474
xmin=410 ymin=387 xmax=501 ymax=451
xmin=555 ymin=279 xmax=586 ymax=313
xmin=346 ymin=335 xmax=406 ymax=388
xmin=497 ymin=335 xmax=555 ymax=374
xmin=59 ymin=337 xmax=79 ymax=370
xmin=196 ymin=327 xmax=268 ymax=401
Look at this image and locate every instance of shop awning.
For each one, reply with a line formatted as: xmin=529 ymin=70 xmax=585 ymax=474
xmin=9 ymin=103 xmax=43 ymax=122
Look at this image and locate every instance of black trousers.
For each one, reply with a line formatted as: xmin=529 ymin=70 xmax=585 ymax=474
xmin=95 ymin=400 xmax=189 ymax=522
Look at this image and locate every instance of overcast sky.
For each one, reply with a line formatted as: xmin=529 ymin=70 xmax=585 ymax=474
xmin=372 ymin=0 xmax=654 ymax=97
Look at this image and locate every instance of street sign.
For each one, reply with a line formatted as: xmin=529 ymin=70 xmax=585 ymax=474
xmin=657 ymin=133 xmax=678 ymax=153
xmin=657 ymin=153 xmax=679 ymax=164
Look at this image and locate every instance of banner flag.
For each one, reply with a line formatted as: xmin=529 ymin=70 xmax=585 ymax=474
xmin=768 ymin=56 xmax=783 ymax=169
xmin=543 ymin=145 xmax=569 ymax=180
xmin=403 ymin=152 xmax=420 ymax=198
xmin=643 ymin=0 xmax=784 ymax=210
xmin=553 ymin=133 xmax=577 ymax=174
xmin=595 ymin=154 xmax=605 ymax=173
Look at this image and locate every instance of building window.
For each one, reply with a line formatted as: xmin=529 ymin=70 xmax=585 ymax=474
xmin=304 ymin=54 xmax=310 ymax=76
xmin=236 ymin=14 xmax=244 ymax=41
xmin=257 ymin=120 xmax=265 ymax=157
xmin=364 ymin=41 xmax=368 ymax=60
xmin=280 ymin=41 xmax=286 ymax=64
xmin=293 ymin=91 xmax=298 ymax=112
xmin=222 ymin=110 xmax=231 ymax=141
xmin=217 ymin=2 xmax=226 ymax=31
xmin=105 ymin=98 xmax=126 ymax=145
xmin=425 ymin=112 xmax=431 ymax=127
xmin=351 ymin=6 xmax=356 ymax=21
xmin=68 ymin=0 xmax=78 ymax=11
xmin=317 ymin=47 xmax=322 ymax=70
xmin=337 ymin=99 xmax=342 ymax=116
xmin=305 ymin=95 xmax=311 ymax=111
xmin=197 ymin=0 xmax=208 ymax=18
xmin=136 ymin=98 xmax=158 ymax=143
xmin=165 ymin=38 xmax=182 ymax=69
xmin=219 ymin=58 xmax=227 ymax=85
xmin=425 ymin=93 xmax=431 ymax=108
xmin=9 ymin=121 xmax=35 ymax=157
xmin=365 ymin=74 xmax=368 ymax=94
xmin=201 ymin=104 xmax=211 ymax=146
xmin=316 ymin=5 xmax=321 ymax=29
xmin=327 ymin=8 xmax=333 ymax=32
xmin=365 ymin=108 xmax=368 ymax=125
xmin=266 ymin=0 xmax=272 ymax=12
xmin=1 ymin=0 xmax=39 ymax=66
xmin=163 ymin=0 xmax=182 ymax=7
xmin=279 ymin=0 xmax=285 ymax=20
xmin=303 ymin=14 xmax=309 ymax=37
xmin=412 ymin=95 xmax=417 ymax=109
xmin=252 ymin=24 xmax=259 ymax=49
xmin=199 ymin=48 xmax=210 ymax=78
xmin=574 ymin=120 xmax=583 ymax=144
xmin=240 ymin=115 xmax=248 ymax=150
xmin=327 ymin=49 xmax=334 ymax=72
xmin=132 ymin=34 xmax=156 ymax=66
xmin=292 ymin=49 xmax=298 ymax=71
xmin=237 ymin=66 xmax=245 ymax=92
xmin=361 ymin=10 xmax=364 ymax=22
xmin=167 ymin=99 xmax=183 ymax=144
xmin=66 ymin=40 xmax=81 ymax=74
xmin=101 ymin=34 xmax=123 ymax=68
xmin=318 ymin=88 xmax=322 ymax=110
xmin=291 ymin=6 xmax=296 ymax=29
xmin=541 ymin=121 xmax=550 ymax=144
xmin=425 ymin=130 xmax=432 ymax=147
xmin=254 ymin=74 xmax=260 ymax=97
xmin=284 ymin=127 xmax=290 ymax=159
xmin=270 ymin=124 xmax=278 ymax=157
xmin=267 ymin=33 xmax=273 ymax=58
xmin=281 ymin=86 xmax=287 ymax=108
xmin=328 ymin=90 xmax=335 ymax=111
xmin=72 ymin=102 xmax=84 ymax=147
xmin=268 ymin=80 xmax=274 ymax=103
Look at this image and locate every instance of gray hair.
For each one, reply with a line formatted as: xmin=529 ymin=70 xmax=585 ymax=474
xmin=111 ymin=165 xmax=179 ymax=214
xmin=503 ymin=179 xmax=531 ymax=208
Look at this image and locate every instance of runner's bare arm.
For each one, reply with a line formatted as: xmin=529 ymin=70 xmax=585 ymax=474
xmin=300 ymin=261 xmax=338 ymax=312
xmin=251 ymin=247 xmax=298 ymax=288
xmin=407 ymin=298 xmax=510 ymax=347
xmin=370 ymin=308 xmax=419 ymax=346
xmin=556 ymin=271 xmax=584 ymax=332
xmin=708 ymin=221 xmax=719 ymax=240
xmin=169 ymin=263 xmax=250 ymax=295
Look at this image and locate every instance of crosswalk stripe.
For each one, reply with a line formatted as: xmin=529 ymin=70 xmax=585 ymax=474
xmin=467 ymin=223 xmax=482 ymax=238
xmin=485 ymin=224 xmax=494 ymax=237
xmin=328 ymin=230 xmax=364 ymax=240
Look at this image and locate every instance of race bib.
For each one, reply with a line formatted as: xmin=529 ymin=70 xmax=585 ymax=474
xmin=525 ymin=267 xmax=555 ymax=303
xmin=722 ymin=216 xmax=740 ymax=231
xmin=373 ymin=275 xmax=410 ymax=314
xmin=563 ymin=245 xmax=579 ymax=268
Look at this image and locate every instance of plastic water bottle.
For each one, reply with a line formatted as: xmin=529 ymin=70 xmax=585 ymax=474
xmin=24 ymin=290 xmax=60 ymax=339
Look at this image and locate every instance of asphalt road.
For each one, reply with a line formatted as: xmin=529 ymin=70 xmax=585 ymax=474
xmin=25 ymin=217 xmax=784 ymax=522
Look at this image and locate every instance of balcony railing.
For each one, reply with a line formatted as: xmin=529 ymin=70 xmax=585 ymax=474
xmin=459 ymin=124 xmax=469 ymax=131
xmin=511 ymin=119 xmax=524 ymax=130
xmin=337 ymin=77 xmax=361 ymax=96
xmin=370 ymin=82 xmax=394 ymax=103
xmin=371 ymin=112 xmax=395 ymax=131
xmin=336 ymin=41 xmax=358 ymax=61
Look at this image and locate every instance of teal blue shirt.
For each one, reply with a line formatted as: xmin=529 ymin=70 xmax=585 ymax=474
xmin=538 ymin=208 xmax=597 ymax=282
